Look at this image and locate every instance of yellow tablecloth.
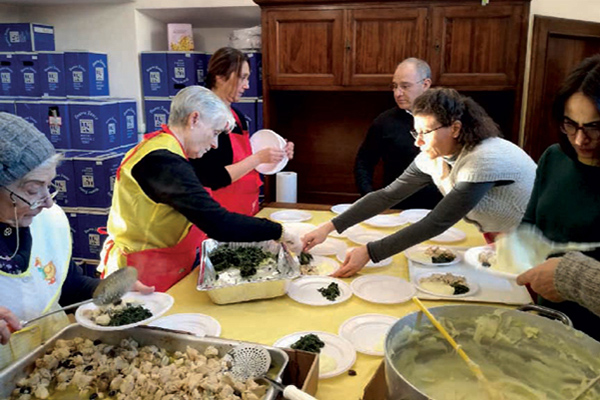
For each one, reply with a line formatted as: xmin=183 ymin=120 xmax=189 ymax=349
xmin=167 ymin=207 xmax=488 ymax=400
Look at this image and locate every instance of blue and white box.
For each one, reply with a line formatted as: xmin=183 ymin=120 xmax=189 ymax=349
xmin=141 ymin=52 xmax=168 ymax=97
xmin=15 ymin=100 xmax=42 ymax=132
xmin=38 ymin=51 xmax=65 ymax=97
xmin=115 ymin=98 xmax=138 ymax=145
xmin=53 ymin=151 xmax=79 ymax=207
xmin=244 ymin=52 xmax=262 ymax=98
xmin=233 ymin=99 xmax=256 ymax=135
xmin=0 ymin=23 xmax=55 ymax=52
xmin=0 ymin=53 xmax=15 ymax=97
xmin=73 ymin=149 xmax=126 ymax=208
xmin=65 ymin=52 xmax=109 ymax=97
xmin=0 ymin=98 xmax=15 ymax=114
xmin=38 ymin=100 xmax=71 ymax=149
xmin=166 ymin=52 xmax=204 ymax=96
xmin=144 ymin=98 xmax=171 ymax=133
xmin=15 ymin=52 xmax=41 ymax=97
xmin=256 ymin=99 xmax=263 ymax=132
xmin=195 ymin=52 xmax=209 ymax=86
xmin=76 ymin=208 xmax=110 ymax=260
xmin=70 ymin=100 xmax=120 ymax=150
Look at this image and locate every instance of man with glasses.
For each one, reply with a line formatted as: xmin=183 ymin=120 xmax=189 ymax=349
xmin=355 ymin=58 xmax=442 ymax=209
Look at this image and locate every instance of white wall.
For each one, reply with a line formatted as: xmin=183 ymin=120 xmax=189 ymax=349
xmin=0 ymin=4 xmax=24 ymax=22
xmin=519 ymin=0 xmax=600 ymax=144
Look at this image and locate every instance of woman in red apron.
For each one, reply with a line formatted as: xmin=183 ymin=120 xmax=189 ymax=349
xmin=192 ymin=47 xmax=294 ymax=216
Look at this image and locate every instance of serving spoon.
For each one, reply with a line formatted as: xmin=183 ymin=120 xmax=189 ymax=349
xmin=19 ymin=267 xmax=138 ymax=329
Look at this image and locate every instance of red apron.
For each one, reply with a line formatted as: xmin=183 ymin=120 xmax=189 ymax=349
xmin=106 ymin=126 xmax=209 ymax=292
xmin=211 ymin=109 xmax=262 ymax=216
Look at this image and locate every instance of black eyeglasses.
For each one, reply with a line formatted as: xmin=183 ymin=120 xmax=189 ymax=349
xmin=3 ymin=185 xmax=58 ymax=209
xmin=561 ymin=118 xmax=600 ymax=141
xmin=410 ymin=125 xmax=447 ymax=140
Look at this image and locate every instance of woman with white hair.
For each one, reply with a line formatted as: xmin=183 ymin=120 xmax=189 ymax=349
xmin=100 ymin=86 xmax=298 ymax=291
xmin=0 ymin=113 xmax=152 ymax=369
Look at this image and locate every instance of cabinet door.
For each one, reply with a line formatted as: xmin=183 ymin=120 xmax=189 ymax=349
xmin=430 ymin=5 xmax=525 ymax=88
xmin=266 ymin=9 xmax=344 ymax=86
xmin=346 ymin=7 xmax=428 ymax=86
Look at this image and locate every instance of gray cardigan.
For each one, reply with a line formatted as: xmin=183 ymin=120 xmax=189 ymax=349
xmin=556 ymin=252 xmax=600 ymax=317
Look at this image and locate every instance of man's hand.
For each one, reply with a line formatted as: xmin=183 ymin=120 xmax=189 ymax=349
xmin=516 ymin=257 xmax=564 ymax=302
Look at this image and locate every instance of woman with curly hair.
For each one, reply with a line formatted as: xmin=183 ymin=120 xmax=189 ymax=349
xmin=304 ymin=88 xmax=537 ymax=277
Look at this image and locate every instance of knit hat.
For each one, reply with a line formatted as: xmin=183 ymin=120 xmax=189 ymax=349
xmin=0 ymin=112 xmax=56 ymax=187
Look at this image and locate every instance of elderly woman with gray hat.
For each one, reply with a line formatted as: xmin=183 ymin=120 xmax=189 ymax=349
xmin=0 ymin=113 xmax=152 ymax=370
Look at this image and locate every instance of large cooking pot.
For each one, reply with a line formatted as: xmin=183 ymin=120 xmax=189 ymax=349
xmin=384 ymin=304 xmax=600 ymax=400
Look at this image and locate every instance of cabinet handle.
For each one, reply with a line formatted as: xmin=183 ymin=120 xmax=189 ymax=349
xmin=345 ymin=39 xmax=351 ymax=51
xmin=434 ymin=43 xmax=441 ymax=53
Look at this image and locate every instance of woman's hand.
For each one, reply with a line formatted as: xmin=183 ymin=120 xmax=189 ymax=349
xmin=331 ymin=246 xmax=370 ymax=278
xmin=132 ymin=280 xmax=155 ymax=295
xmin=302 ymin=222 xmax=335 ymax=252
xmin=516 ymin=257 xmax=563 ymax=302
xmin=0 ymin=307 xmax=21 ymax=345
xmin=284 ymin=141 xmax=294 ymax=160
xmin=281 ymin=228 xmax=302 ymax=253
xmin=255 ymin=147 xmax=285 ymax=165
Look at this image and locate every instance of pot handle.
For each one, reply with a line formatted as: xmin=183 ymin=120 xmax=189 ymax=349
xmin=517 ymin=304 xmax=573 ymax=327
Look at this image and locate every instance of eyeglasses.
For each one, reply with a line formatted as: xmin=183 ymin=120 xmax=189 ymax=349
xmin=410 ymin=125 xmax=447 ymax=140
xmin=3 ymin=185 xmax=59 ymax=209
xmin=390 ymin=79 xmax=426 ymax=92
xmin=561 ymin=118 xmax=600 ymax=141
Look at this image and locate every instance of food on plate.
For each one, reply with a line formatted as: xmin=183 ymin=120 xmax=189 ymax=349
xmin=84 ymin=300 xmax=152 ymax=327
xmin=210 ymin=245 xmax=281 ymax=285
xmin=299 ymin=252 xmax=313 ymax=266
xmin=424 ymin=246 xmax=457 ymax=264
xmin=298 ymin=252 xmax=319 ymax=275
xmin=419 ymin=273 xmax=470 ymax=296
xmin=10 ymin=337 xmax=266 ymax=400
xmin=290 ymin=334 xmax=325 ymax=353
xmin=319 ymin=354 xmax=338 ymax=375
xmin=478 ymin=250 xmax=496 ymax=268
xmin=317 ymin=282 xmax=341 ymax=301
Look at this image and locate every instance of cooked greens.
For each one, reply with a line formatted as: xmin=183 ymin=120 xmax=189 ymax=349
xmin=317 ymin=282 xmax=341 ymax=301
xmin=299 ymin=252 xmax=314 ymax=266
xmin=291 ymin=334 xmax=325 ymax=353
xmin=107 ymin=304 xmax=152 ymax=326
xmin=451 ymin=282 xmax=470 ymax=295
xmin=210 ymin=245 xmax=276 ymax=278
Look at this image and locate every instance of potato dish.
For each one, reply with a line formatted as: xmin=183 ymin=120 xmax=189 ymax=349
xmin=10 ymin=337 xmax=266 ymax=400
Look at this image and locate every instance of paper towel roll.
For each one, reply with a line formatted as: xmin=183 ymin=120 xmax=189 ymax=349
xmin=276 ymin=172 xmax=297 ymax=203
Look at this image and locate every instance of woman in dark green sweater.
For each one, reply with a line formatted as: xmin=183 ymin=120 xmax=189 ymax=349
xmin=517 ymin=55 xmax=600 ymax=340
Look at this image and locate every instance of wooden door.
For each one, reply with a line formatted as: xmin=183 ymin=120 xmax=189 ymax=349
xmin=265 ymin=9 xmax=344 ymax=86
xmin=523 ymin=16 xmax=600 ymax=161
xmin=345 ymin=7 xmax=428 ymax=86
xmin=430 ymin=4 xmax=526 ymax=88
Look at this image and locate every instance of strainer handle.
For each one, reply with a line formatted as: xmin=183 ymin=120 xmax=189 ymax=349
xmin=283 ymin=385 xmax=318 ymax=400
xmin=517 ymin=304 xmax=573 ymax=327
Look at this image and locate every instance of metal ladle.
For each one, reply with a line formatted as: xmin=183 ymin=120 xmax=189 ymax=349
xmin=19 ymin=267 xmax=138 ymax=328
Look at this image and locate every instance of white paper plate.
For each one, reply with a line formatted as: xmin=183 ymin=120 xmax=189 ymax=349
xmin=429 ymin=227 xmax=466 ymax=243
xmin=273 ymin=331 xmax=356 ymax=379
xmin=338 ymin=314 xmax=398 ymax=356
xmin=283 ymin=222 xmax=317 ymax=238
xmin=303 ymin=255 xmax=340 ymax=275
xmin=310 ymin=237 xmax=347 ymax=256
xmin=76 ymin=292 xmax=174 ymax=331
xmin=337 ymin=247 xmax=392 ymax=268
xmin=329 ymin=224 xmax=366 ymax=238
xmin=464 ymin=246 xmax=518 ymax=279
xmin=148 ymin=313 xmax=221 ymax=337
xmin=350 ymin=275 xmax=416 ymax=304
xmin=363 ymin=214 xmax=407 ymax=228
xmin=250 ymin=129 xmax=288 ymax=175
xmin=400 ymin=209 xmax=431 ymax=223
xmin=331 ymin=203 xmax=352 ymax=214
xmin=346 ymin=230 xmax=387 ymax=246
xmin=414 ymin=272 xmax=479 ymax=299
xmin=287 ymin=276 xmax=352 ymax=306
xmin=404 ymin=245 xmax=461 ymax=266
xmin=270 ymin=210 xmax=312 ymax=223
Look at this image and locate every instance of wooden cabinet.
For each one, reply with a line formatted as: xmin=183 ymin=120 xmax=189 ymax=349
xmin=430 ymin=4 xmax=526 ymax=88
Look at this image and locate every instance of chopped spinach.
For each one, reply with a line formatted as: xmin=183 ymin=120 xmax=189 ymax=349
xmin=210 ymin=245 xmax=275 ymax=278
xmin=317 ymin=282 xmax=341 ymax=301
xmin=451 ymin=282 xmax=470 ymax=295
xmin=291 ymin=334 xmax=325 ymax=353
xmin=431 ymin=253 xmax=456 ymax=264
xmin=299 ymin=252 xmax=314 ymax=266
xmin=108 ymin=304 xmax=152 ymax=326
